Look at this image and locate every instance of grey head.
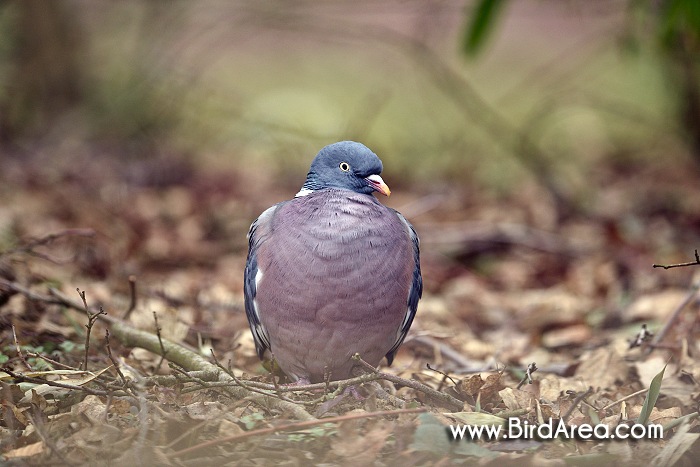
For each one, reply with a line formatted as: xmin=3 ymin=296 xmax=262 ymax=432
xmin=299 ymin=141 xmax=391 ymax=197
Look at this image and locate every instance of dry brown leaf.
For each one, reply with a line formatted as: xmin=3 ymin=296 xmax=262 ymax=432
xmin=3 ymin=441 xmax=44 ymax=459
xmin=624 ymin=290 xmax=689 ymax=322
xmin=627 ymin=406 xmax=681 ymax=425
xmin=183 ymin=401 xmax=227 ymax=420
xmin=455 ymin=374 xmax=484 ymax=398
xmin=499 ymin=388 xmax=535 ymax=411
xmin=72 ymin=394 xmax=107 ymax=423
xmin=218 ymin=418 xmax=244 ymax=437
xmin=331 ymin=419 xmax=391 ymax=463
xmin=538 ymin=374 xmax=562 ymax=402
xmin=506 ymin=288 xmax=592 ymax=330
xmin=542 ymin=324 xmax=592 ymax=348
xmin=576 ymin=348 xmax=630 ymax=390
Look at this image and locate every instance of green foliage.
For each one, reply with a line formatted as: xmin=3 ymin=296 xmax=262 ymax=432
xmin=637 ymin=364 xmax=666 ymax=425
xmin=657 ymin=0 xmax=700 ymax=49
xmin=0 ymin=341 xmax=84 ymax=370
xmin=461 ymin=0 xmax=508 ymax=57
xmin=239 ymin=412 xmax=265 ymax=430
xmin=286 ymin=423 xmax=337 ymax=443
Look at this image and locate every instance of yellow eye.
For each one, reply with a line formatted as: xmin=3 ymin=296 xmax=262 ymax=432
xmin=339 ymin=162 xmax=351 ymax=172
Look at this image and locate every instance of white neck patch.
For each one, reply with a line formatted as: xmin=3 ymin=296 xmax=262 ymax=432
xmin=295 ymin=188 xmax=314 ymax=198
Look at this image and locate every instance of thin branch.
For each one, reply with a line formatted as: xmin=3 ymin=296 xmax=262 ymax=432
xmin=105 ymin=329 xmax=128 ymax=387
xmin=653 ymin=249 xmax=700 ymax=269
xmin=123 ymin=275 xmax=138 ymax=319
xmin=77 ymin=288 xmax=106 ymax=371
xmin=426 ymin=363 xmax=458 ymax=390
xmin=600 ymin=388 xmax=649 ymax=412
xmin=0 ymin=367 xmax=110 ymax=396
xmin=516 ymin=362 xmax=538 ymax=390
xmin=152 ymin=311 xmax=167 ymax=372
xmin=352 ymin=353 xmax=462 ymax=411
xmin=11 ymin=324 xmax=31 ymax=371
xmin=407 ymin=334 xmax=489 ymax=372
xmin=562 ymin=387 xmax=594 ymax=423
xmin=24 ymin=352 xmax=76 ymax=371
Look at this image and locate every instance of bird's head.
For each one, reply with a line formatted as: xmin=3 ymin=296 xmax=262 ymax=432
xmin=299 ymin=141 xmax=391 ymax=197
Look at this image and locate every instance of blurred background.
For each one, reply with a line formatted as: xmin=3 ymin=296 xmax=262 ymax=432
xmin=1 ymin=0 xmax=700 ymax=362
xmin=2 ymin=0 xmax=697 ymax=190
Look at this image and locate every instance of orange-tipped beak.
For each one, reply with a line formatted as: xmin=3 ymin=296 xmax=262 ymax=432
xmin=364 ymin=174 xmax=391 ymax=196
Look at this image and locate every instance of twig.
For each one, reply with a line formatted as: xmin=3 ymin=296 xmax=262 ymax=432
xmin=653 ymin=250 xmax=700 ymax=269
xmin=516 ymin=362 xmax=538 ymax=390
xmin=123 ymin=275 xmax=138 ymax=319
xmin=204 ymin=355 xmax=306 ymax=405
xmin=77 ymin=288 xmax=106 ymax=371
xmin=11 ymin=324 xmax=31 ymax=371
xmin=105 ymin=329 xmax=128 ymax=387
xmin=168 ymin=407 xmax=427 ymax=458
xmin=600 ymin=388 xmax=649 ymax=412
xmin=407 ymin=334 xmax=486 ymax=372
xmin=629 ymin=324 xmax=654 ymax=349
xmin=152 ymin=311 xmax=167 ymax=372
xmin=562 ymin=387 xmax=594 ymax=423
xmin=24 ymin=352 xmax=76 ymax=371
xmin=426 ymin=363 xmax=458 ymax=390
xmin=0 ymin=367 xmax=110 ymax=396
xmin=352 ymin=353 xmax=463 ymax=410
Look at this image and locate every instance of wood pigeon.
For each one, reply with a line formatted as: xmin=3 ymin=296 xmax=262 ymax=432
xmin=244 ymin=141 xmax=422 ymax=383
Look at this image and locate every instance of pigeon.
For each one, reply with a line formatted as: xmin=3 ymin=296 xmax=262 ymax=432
xmin=244 ymin=141 xmax=422 ymax=383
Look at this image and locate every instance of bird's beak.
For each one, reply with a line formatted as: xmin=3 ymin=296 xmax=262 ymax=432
xmin=364 ymin=174 xmax=391 ymax=196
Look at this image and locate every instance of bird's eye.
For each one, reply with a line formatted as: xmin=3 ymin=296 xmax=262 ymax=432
xmin=339 ymin=162 xmax=351 ymax=172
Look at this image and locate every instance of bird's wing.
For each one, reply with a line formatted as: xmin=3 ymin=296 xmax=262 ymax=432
xmin=244 ymin=203 xmax=282 ymax=359
xmin=385 ymin=210 xmax=423 ymax=365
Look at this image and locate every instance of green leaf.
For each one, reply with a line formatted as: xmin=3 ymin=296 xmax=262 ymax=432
xmin=636 ymin=364 xmax=666 ymax=425
xmin=461 ymin=0 xmax=508 ymax=57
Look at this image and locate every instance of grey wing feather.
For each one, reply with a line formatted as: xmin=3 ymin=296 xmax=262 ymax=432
xmin=244 ymin=204 xmax=279 ymax=359
xmin=385 ymin=210 xmax=422 ymax=365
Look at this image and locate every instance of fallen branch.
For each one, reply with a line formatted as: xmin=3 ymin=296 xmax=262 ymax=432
xmin=4 ymin=278 xmax=464 ymax=417
xmin=55 ymin=286 xmax=316 ymax=419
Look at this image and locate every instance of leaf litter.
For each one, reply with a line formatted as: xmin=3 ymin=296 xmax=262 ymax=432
xmin=1 ymin=153 xmax=700 ymax=465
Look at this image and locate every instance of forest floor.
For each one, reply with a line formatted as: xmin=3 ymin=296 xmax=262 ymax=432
xmin=1 ymin=149 xmax=700 ymax=465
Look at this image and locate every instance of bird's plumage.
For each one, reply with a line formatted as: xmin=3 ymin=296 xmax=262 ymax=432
xmin=244 ymin=141 xmax=422 ymax=382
